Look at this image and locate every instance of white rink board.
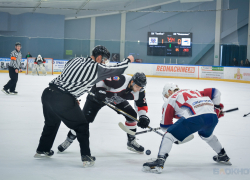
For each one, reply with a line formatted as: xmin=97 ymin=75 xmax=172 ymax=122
xmin=0 ymin=73 xmax=250 ymax=180
xmin=125 ymin=63 xmax=250 ymax=82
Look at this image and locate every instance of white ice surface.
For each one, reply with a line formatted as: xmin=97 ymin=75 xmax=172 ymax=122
xmin=0 ymin=73 xmax=250 ymax=180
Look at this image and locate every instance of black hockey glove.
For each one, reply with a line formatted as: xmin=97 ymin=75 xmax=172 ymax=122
xmin=95 ymin=87 xmax=107 ymax=102
xmin=137 ymin=115 xmax=150 ymax=129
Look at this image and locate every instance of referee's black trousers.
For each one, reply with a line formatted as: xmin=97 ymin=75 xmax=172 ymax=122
xmin=4 ymin=67 xmax=18 ymax=92
xmin=37 ymin=87 xmax=91 ymax=157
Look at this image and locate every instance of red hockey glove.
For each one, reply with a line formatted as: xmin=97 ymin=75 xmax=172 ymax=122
xmin=214 ymin=103 xmax=224 ymax=118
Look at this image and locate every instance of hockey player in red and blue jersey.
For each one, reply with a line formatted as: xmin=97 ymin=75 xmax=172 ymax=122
xmin=58 ymin=72 xmax=150 ymax=154
xmin=142 ymin=82 xmax=231 ymax=174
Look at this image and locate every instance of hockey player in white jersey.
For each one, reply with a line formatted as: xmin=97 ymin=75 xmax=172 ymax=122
xmin=58 ymin=72 xmax=150 ymax=154
xmin=142 ymin=83 xmax=231 ymax=174
xmin=32 ymin=55 xmax=47 ymax=75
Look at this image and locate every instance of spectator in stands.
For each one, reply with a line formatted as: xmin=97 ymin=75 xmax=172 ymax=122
xmin=240 ymin=60 xmax=244 ymax=66
xmin=232 ymin=58 xmax=238 ymax=66
xmin=245 ymin=59 xmax=250 ymax=67
xmin=26 ymin=52 xmax=32 ymax=58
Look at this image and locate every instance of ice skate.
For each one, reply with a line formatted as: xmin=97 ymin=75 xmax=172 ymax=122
xmin=58 ymin=138 xmax=72 ymax=153
xmin=1 ymin=89 xmax=9 ymax=95
xmin=142 ymin=154 xmax=168 ymax=174
xmin=127 ymin=138 xmax=144 ymax=154
xmin=213 ymin=148 xmax=232 ymax=165
xmin=127 ymin=131 xmax=144 ymax=154
xmin=34 ymin=150 xmax=54 ymax=158
xmin=82 ymin=155 xmax=96 ymax=168
xmin=58 ymin=130 xmax=76 ymax=153
xmin=9 ymin=91 xmax=18 ymax=95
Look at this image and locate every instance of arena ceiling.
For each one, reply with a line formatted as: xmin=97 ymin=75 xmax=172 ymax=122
xmin=0 ymin=0 xmax=213 ymax=20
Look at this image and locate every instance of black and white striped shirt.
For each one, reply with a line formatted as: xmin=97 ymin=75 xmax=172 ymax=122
xmin=50 ymin=57 xmax=130 ymax=98
xmin=9 ymin=49 xmax=22 ymax=69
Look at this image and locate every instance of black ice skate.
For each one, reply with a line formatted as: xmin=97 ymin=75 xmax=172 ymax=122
xmin=127 ymin=132 xmax=144 ymax=154
xmin=82 ymin=155 xmax=96 ymax=168
xmin=9 ymin=91 xmax=18 ymax=95
xmin=142 ymin=154 xmax=168 ymax=174
xmin=1 ymin=89 xmax=9 ymax=95
xmin=213 ymin=148 xmax=232 ymax=165
xmin=58 ymin=131 xmax=76 ymax=153
xmin=34 ymin=150 xmax=54 ymax=158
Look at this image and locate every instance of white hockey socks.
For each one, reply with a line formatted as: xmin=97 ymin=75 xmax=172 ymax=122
xmin=200 ymin=134 xmax=223 ymax=154
xmin=158 ymin=133 xmax=177 ymax=156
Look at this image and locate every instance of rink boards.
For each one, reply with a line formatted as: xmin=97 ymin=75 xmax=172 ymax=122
xmin=1 ymin=57 xmax=250 ymax=83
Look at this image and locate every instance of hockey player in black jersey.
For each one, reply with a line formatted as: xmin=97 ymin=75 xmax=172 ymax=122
xmin=58 ymin=72 xmax=150 ymax=154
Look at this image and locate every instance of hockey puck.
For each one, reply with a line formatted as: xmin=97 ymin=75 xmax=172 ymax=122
xmin=146 ymin=150 xmax=151 ymax=155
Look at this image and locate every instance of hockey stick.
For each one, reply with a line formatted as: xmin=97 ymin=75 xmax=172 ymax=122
xmin=136 ymin=127 xmax=161 ymax=135
xmin=243 ymin=112 xmax=250 ymax=117
xmin=87 ymin=91 xmax=164 ymax=137
xmin=118 ymin=122 xmax=160 ymax=136
xmin=119 ymin=122 xmax=194 ymax=144
xmin=222 ymin=107 xmax=238 ymax=113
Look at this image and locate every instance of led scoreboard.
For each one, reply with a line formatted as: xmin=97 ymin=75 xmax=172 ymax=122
xmin=147 ymin=32 xmax=192 ymax=57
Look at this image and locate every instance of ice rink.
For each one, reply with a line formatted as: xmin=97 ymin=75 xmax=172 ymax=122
xmin=0 ymin=73 xmax=250 ymax=180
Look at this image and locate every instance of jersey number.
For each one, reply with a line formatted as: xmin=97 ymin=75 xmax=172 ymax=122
xmin=172 ymin=90 xmax=201 ymax=100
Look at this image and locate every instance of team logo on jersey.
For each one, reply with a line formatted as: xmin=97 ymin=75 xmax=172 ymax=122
xmin=113 ymin=76 xmax=120 ymax=81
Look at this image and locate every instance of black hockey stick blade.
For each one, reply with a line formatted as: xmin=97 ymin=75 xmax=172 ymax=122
xmin=243 ymin=112 xmax=250 ymax=117
xmin=222 ymin=107 xmax=238 ymax=113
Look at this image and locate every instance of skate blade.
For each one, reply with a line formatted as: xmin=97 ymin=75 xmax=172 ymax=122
xmin=216 ymin=160 xmax=232 ymax=165
xmin=127 ymin=147 xmax=144 ymax=154
xmin=34 ymin=153 xmax=52 ymax=158
xmin=83 ymin=161 xmax=95 ymax=168
xmin=1 ymin=90 xmax=9 ymax=95
xmin=142 ymin=166 xmax=162 ymax=174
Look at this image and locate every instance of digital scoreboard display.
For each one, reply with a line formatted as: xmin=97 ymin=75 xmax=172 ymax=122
xmin=147 ymin=32 xmax=192 ymax=57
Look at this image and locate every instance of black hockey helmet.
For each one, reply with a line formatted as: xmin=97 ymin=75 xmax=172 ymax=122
xmin=132 ymin=72 xmax=147 ymax=87
xmin=92 ymin=45 xmax=110 ymax=60
xmin=15 ymin=42 xmax=21 ymax=46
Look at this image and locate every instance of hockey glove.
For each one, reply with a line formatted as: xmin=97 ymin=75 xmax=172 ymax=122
xmin=95 ymin=87 xmax=107 ymax=102
xmin=137 ymin=115 xmax=150 ymax=129
xmin=214 ymin=103 xmax=224 ymax=118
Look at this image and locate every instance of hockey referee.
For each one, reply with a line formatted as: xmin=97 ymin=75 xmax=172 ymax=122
xmin=2 ymin=42 xmax=23 ymax=95
xmin=35 ymin=45 xmax=134 ymax=167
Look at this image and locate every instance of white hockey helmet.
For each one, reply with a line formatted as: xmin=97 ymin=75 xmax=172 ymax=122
xmin=37 ymin=54 xmax=42 ymax=60
xmin=162 ymin=82 xmax=179 ymax=97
